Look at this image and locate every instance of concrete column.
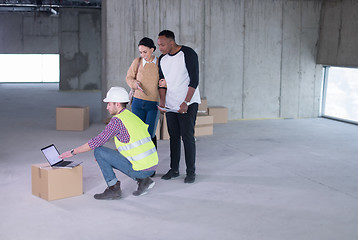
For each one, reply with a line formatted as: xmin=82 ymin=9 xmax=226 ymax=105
xmin=59 ymin=8 xmax=101 ymax=91
xmin=317 ymin=0 xmax=358 ymax=67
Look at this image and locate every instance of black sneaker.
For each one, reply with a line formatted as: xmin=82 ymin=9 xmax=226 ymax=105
xmin=184 ymin=174 xmax=196 ymax=184
xmin=161 ymin=169 xmax=179 ymax=180
xmin=94 ymin=181 xmax=122 ymax=200
xmin=133 ymin=177 xmax=155 ymax=196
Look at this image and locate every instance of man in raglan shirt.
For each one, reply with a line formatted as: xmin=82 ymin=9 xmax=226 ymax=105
xmin=157 ymin=30 xmax=201 ymax=184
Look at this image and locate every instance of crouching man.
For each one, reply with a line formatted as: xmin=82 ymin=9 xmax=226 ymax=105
xmin=59 ymin=87 xmax=158 ymax=200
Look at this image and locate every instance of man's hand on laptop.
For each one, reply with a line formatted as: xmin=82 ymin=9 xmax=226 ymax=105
xmin=59 ymin=150 xmax=73 ymax=159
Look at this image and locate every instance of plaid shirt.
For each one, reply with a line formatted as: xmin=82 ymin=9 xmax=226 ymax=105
xmin=88 ymin=110 xmax=130 ymax=149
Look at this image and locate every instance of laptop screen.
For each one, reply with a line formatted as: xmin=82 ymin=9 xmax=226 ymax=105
xmin=41 ymin=144 xmax=61 ymax=166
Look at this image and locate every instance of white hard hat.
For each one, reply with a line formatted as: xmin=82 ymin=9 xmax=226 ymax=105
xmin=103 ymin=87 xmax=130 ymax=103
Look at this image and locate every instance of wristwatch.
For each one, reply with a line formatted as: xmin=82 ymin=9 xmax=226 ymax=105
xmin=70 ymin=149 xmax=76 ymax=156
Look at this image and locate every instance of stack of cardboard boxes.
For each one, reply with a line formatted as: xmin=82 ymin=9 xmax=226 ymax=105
xmin=157 ymin=98 xmax=228 ymax=140
xmin=195 ymin=113 xmax=214 ymax=136
xmin=195 ymin=98 xmax=213 ymax=136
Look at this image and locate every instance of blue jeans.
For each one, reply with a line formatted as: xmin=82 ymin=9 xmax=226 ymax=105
xmin=94 ymin=146 xmax=155 ymax=186
xmin=131 ymin=97 xmax=159 ymax=138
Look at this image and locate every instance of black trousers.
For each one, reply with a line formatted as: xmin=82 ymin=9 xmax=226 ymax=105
xmin=166 ymin=103 xmax=198 ymax=175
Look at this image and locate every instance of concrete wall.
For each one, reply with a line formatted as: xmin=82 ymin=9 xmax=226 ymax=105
xmin=0 ymin=12 xmax=59 ymax=53
xmin=102 ymin=0 xmax=323 ymax=120
xmin=59 ymin=9 xmax=101 ymax=90
xmin=317 ymin=0 xmax=358 ymax=68
xmin=0 ymin=8 xmax=101 ymax=91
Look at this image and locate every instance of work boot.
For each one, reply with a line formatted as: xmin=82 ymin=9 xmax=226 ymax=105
xmin=161 ymin=169 xmax=179 ymax=180
xmin=94 ymin=181 xmax=122 ymax=200
xmin=133 ymin=177 xmax=155 ymax=196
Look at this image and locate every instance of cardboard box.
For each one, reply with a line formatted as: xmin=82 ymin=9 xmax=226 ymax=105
xmin=208 ymin=107 xmax=228 ymax=124
xmin=159 ymin=112 xmax=214 ymax=139
xmin=32 ymin=163 xmax=83 ymax=201
xmin=56 ymin=106 xmax=89 ymax=131
xmin=195 ymin=113 xmax=214 ymax=137
xmin=198 ymin=98 xmax=208 ymax=114
xmin=195 ymin=125 xmax=214 ymax=136
xmin=196 ymin=113 xmax=214 ymax=125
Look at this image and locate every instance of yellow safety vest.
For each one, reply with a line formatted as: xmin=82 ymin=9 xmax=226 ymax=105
xmin=114 ymin=109 xmax=158 ymax=171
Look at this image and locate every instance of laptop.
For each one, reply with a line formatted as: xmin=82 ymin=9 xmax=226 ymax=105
xmin=41 ymin=144 xmax=82 ymax=168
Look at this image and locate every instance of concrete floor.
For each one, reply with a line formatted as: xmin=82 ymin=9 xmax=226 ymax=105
xmin=1 ymin=83 xmax=358 ymax=240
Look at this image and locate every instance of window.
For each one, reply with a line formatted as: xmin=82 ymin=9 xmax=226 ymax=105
xmin=0 ymin=54 xmax=59 ymax=83
xmin=321 ymin=66 xmax=358 ymax=123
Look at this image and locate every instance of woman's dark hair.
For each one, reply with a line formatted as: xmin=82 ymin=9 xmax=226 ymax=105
xmin=138 ymin=37 xmax=156 ymax=51
xmin=158 ymin=30 xmax=175 ymax=41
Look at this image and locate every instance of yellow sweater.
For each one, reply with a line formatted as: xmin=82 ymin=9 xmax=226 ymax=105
xmin=126 ymin=57 xmax=159 ymax=102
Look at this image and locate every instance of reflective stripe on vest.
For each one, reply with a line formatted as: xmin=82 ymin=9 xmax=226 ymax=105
xmin=117 ymin=136 xmax=152 ymax=152
xmin=125 ymin=147 xmax=157 ymax=162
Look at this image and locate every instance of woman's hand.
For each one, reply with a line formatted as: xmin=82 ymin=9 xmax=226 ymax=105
xmin=136 ymin=81 xmax=147 ymax=95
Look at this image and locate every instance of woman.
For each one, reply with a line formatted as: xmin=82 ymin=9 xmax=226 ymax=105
xmin=126 ymin=37 xmax=160 ymax=148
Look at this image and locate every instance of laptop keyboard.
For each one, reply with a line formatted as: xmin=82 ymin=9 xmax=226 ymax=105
xmin=55 ymin=161 xmax=71 ymax=167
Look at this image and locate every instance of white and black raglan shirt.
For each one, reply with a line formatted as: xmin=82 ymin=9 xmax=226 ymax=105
xmin=159 ymin=45 xmax=201 ymax=111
